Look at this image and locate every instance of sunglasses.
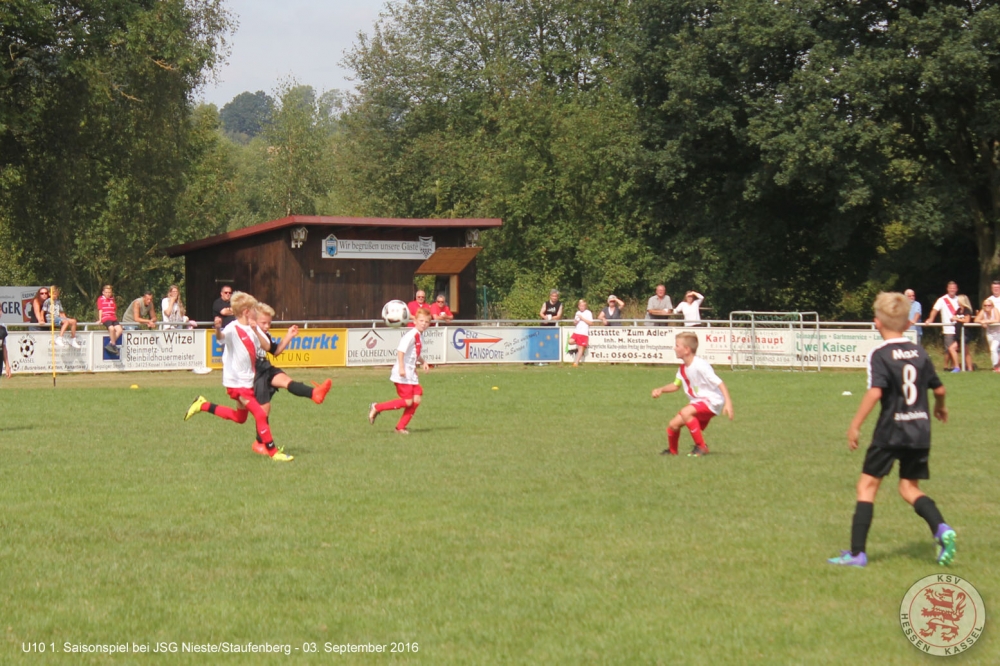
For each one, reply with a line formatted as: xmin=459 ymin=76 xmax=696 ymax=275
xmin=222 ymin=290 xmax=232 ymax=295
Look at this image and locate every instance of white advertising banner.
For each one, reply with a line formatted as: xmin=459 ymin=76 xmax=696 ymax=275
xmin=445 ymin=327 xmax=561 ymax=363
xmin=346 ymin=326 xmax=446 ymax=367
xmin=0 ymin=286 xmax=45 ymax=324
xmin=91 ymin=329 xmax=207 ymax=372
xmin=6 ymin=331 xmax=92 ymax=373
xmin=321 ymin=235 xmax=436 ymax=260
xmin=565 ymin=326 xmax=678 ymax=364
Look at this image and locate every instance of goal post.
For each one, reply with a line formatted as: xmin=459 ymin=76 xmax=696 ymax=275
xmin=728 ymin=311 xmax=821 ymax=371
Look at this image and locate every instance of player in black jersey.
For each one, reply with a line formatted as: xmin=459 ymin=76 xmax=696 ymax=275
xmin=828 ymin=292 xmax=956 ymax=567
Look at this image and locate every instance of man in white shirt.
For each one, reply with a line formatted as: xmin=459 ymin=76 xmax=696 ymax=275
xmin=925 ymin=281 xmax=961 ymax=371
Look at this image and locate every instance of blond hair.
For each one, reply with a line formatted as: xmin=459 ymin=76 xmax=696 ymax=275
xmin=957 ymin=294 xmax=973 ymax=311
xmin=230 ymin=291 xmax=257 ymax=317
xmin=676 ymin=331 xmax=699 ymax=353
xmin=873 ymin=292 xmax=910 ymax=333
xmin=256 ymin=302 xmax=276 ymax=317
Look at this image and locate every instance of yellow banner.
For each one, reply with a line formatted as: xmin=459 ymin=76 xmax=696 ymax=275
xmin=206 ymin=328 xmax=347 ymax=368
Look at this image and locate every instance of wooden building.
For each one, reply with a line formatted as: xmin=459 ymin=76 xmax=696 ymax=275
xmin=165 ymin=216 xmax=502 ymax=321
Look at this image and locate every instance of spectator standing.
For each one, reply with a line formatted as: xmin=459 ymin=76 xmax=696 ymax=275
xmin=646 ymin=284 xmax=673 ymax=325
xmin=952 ymin=295 xmax=976 ymax=372
xmin=974 ymin=298 xmax=1000 ymax=372
xmin=429 ymin=294 xmax=454 ymax=323
xmin=599 ymin=295 xmax=624 ymax=326
xmin=212 ymin=285 xmax=235 ymax=328
xmin=675 ymin=291 xmax=705 ymax=326
xmin=122 ymin=291 xmax=158 ymax=330
xmin=540 ymin=289 xmax=563 ymax=325
xmin=162 ymin=285 xmax=195 ymax=329
xmin=571 ymin=299 xmax=595 ymax=367
xmin=41 ymin=286 xmax=81 ymax=348
xmin=0 ymin=322 xmax=10 ymax=380
xmin=925 ymin=282 xmax=961 ymax=371
xmin=28 ymin=287 xmax=48 ymax=331
xmin=905 ymin=289 xmax=922 ymax=342
xmin=96 ymin=284 xmax=123 ymax=355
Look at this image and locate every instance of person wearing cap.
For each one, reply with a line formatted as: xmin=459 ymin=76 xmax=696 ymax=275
xmin=599 ymin=295 xmax=625 ymax=326
xmin=539 ymin=289 xmax=563 ymax=326
xmin=675 ymin=291 xmax=705 ymax=327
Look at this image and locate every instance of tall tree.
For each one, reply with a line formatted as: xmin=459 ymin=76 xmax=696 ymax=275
xmin=0 ymin=0 xmax=231 ymax=310
xmin=219 ymin=90 xmax=275 ymax=140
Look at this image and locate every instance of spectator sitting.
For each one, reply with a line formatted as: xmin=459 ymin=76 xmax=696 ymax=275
xmin=540 ymin=289 xmax=563 ymax=326
xmin=122 ymin=291 xmax=158 ymax=330
xmin=162 ymin=284 xmax=196 ymax=329
xmin=96 ymin=284 xmax=123 ymax=355
xmin=646 ymin=284 xmax=673 ymax=325
xmin=41 ymin=286 xmax=81 ymax=348
xmin=675 ymin=291 xmax=705 ymax=326
xmin=974 ymin=298 xmax=1000 ymax=372
xmin=28 ymin=287 xmax=49 ymax=331
xmin=429 ymin=294 xmax=454 ymax=323
xmin=598 ymin=295 xmax=624 ymax=326
xmin=212 ymin=285 xmax=235 ymax=328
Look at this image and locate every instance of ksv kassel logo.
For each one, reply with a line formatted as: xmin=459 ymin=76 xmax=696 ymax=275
xmin=900 ymin=574 xmax=985 ymax=656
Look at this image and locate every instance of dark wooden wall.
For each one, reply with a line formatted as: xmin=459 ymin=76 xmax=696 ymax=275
xmin=185 ymin=225 xmax=477 ymax=322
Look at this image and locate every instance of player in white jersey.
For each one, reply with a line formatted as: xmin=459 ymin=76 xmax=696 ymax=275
xmin=369 ymin=308 xmax=431 ymax=434
xmin=184 ymin=292 xmax=293 ymax=461
xmin=651 ymin=331 xmax=734 ymax=456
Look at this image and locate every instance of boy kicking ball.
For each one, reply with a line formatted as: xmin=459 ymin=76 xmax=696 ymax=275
xmin=828 ymin=292 xmax=955 ymax=568
xmin=369 ymin=308 xmax=431 ymax=434
xmin=651 ymin=331 xmax=733 ymax=456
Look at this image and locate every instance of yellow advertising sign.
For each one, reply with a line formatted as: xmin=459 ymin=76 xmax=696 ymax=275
xmin=206 ymin=328 xmax=347 ymax=369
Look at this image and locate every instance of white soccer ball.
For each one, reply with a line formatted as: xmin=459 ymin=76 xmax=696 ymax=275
xmin=382 ymin=299 xmax=410 ymax=328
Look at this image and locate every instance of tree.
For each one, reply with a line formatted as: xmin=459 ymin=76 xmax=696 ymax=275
xmin=219 ymin=90 xmax=275 ymax=141
xmin=0 ymin=0 xmax=232 ymax=312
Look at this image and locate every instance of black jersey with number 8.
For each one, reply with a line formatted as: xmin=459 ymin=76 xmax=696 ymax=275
xmin=867 ymin=339 xmax=942 ymax=449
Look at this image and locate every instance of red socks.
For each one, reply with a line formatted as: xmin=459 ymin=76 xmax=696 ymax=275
xmin=206 ymin=402 xmax=248 ymax=424
xmin=376 ymin=398 xmax=408 ymax=412
xmin=685 ymin=418 xmax=707 ymax=450
xmin=205 ymin=400 xmax=272 ymax=444
xmin=397 ymin=403 xmax=419 ymax=430
xmin=667 ymin=428 xmax=680 ymax=455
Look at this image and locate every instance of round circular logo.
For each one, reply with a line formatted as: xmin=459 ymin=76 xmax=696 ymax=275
xmin=900 ymin=574 xmax=986 ymax=656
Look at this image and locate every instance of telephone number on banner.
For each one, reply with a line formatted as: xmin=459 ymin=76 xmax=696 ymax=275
xmin=587 ymin=351 xmax=668 ymax=361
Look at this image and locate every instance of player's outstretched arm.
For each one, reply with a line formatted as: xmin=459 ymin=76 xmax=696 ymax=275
xmin=847 ymin=387 xmax=882 ymax=451
xmin=651 ymin=384 xmax=679 ymax=398
xmin=213 ymin=321 xmax=224 ymax=343
xmin=925 ymin=309 xmax=939 ymax=324
xmin=719 ymin=381 xmax=734 ymax=420
xmin=933 ymin=385 xmax=947 ymax=423
xmin=272 ymin=325 xmax=298 ymax=356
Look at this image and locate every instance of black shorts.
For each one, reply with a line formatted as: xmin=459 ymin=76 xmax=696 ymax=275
xmin=253 ymin=365 xmax=287 ymax=405
xmin=103 ymin=320 xmax=121 ymax=328
xmin=862 ymin=445 xmax=930 ymax=480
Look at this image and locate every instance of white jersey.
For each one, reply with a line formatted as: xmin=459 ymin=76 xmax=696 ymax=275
xmin=932 ymin=295 xmax=960 ymax=335
xmin=390 ymin=327 xmax=422 ymax=385
xmin=675 ymin=295 xmax=704 ymax=326
xmin=221 ymin=321 xmax=261 ymax=388
xmin=574 ymin=309 xmax=593 ymax=336
xmin=674 ymin=356 xmax=725 ymax=415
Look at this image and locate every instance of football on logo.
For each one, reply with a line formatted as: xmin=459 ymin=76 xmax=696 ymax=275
xmin=900 ymin=575 xmax=986 ymax=656
xmin=18 ymin=335 xmax=35 ymax=359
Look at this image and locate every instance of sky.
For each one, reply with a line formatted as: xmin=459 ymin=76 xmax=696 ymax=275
xmin=196 ymin=0 xmax=388 ymax=108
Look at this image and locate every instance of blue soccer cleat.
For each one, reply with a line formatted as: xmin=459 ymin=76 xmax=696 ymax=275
xmin=827 ymin=550 xmax=867 ymax=567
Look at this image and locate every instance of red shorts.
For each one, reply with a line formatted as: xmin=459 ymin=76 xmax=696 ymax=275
xmin=690 ymin=401 xmax=716 ymax=430
xmin=226 ymin=386 xmax=256 ymax=404
xmin=571 ymin=333 xmax=589 ymax=348
xmin=394 ymin=383 xmax=424 ymax=400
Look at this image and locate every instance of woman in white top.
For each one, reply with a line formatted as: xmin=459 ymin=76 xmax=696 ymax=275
xmin=571 ymin=299 xmax=595 ymax=367
xmin=675 ymin=291 xmax=704 ymax=326
xmin=975 ymin=298 xmax=1000 ymax=371
xmin=162 ymin=284 xmax=196 ymax=329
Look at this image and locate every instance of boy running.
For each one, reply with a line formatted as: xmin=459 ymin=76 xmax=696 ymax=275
xmin=184 ymin=292 xmax=293 ymax=462
xmin=828 ymin=292 xmax=955 ymax=567
xmin=651 ymin=331 xmax=734 ymax=456
xmin=368 ymin=308 xmax=431 ymax=434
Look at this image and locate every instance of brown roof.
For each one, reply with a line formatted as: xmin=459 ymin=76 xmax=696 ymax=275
xmin=414 ymin=247 xmax=482 ymax=275
xmin=165 ymin=215 xmax=502 ymax=257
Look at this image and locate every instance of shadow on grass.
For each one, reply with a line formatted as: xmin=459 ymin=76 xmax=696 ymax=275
xmin=874 ymin=540 xmax=936 ymax=564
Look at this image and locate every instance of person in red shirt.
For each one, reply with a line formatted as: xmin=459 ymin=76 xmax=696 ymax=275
xmin=429 ymin=294 xmax=454 ymax=323
xmin=96 ymin=284 xmax=123 ymax=356
xmin=406 ymin=290 xmax=427 ymax=327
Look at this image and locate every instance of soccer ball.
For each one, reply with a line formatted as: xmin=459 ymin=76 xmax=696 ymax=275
xmin=382 ymin=300 xmax=410 ymax=328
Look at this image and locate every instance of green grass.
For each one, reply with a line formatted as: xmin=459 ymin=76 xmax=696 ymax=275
xmin=1 ymin=365 xmax=997 ymax=664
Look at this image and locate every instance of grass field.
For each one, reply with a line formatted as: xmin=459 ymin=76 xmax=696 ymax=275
xmin=1 ymin=363 xmax=996 ymax=664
